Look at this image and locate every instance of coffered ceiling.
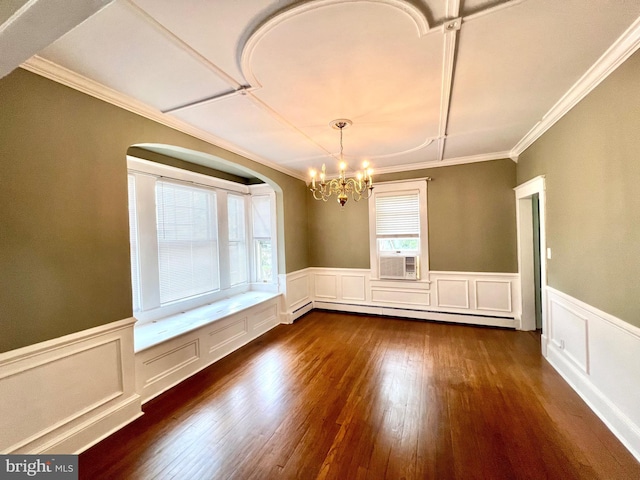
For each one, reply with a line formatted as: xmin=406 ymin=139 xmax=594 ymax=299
xmin=4 ymin=0 xmax=640 ymax=179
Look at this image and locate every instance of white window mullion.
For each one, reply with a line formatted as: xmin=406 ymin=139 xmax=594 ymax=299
xmin=135 ymin=173 xmax=162 ymax=311
xmin=217 ymin=191 xmax=230 ymax=290
xmin=127 ymin=175 xmax=141 ymax=312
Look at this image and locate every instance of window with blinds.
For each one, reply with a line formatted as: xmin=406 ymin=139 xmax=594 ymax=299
xmin=368 ymin=180 xmax=429 ymax=280
xmin=156 ymin=181 xmax=219 ymax=304
xmin=375 ymin=192 xmax=420 ymax=252
xmin=227 ymin=193 xmax=247 ymax=286
xmin=127 ymin=157 xmax=277 ymax=321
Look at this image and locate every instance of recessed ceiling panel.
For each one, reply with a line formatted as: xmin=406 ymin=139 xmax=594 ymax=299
xmin=132 ymin=0 xmax=278 ymax=84
xmin=447 ymin=0 xmax=640 ymax=145
xmin=18 ymin=0 xmax=640 ymax=177
xmin=243 ymin=1 xmax=440 ymax=160
xmin=39 ymin=1 xmax=234 ymax=111
xmin=171 ymin=94 xmax=330 ymax=165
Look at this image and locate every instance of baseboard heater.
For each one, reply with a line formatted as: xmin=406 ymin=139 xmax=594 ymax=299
xmin=312 ymin=300 xmax=516 ymax=329
xmin=293 ymin=301 xmax=313 ymax=314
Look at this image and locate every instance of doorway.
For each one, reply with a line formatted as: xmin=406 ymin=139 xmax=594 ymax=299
xmin=532 ymin=193 xmax=542 ymax=330
xmin=515 ymin=176 xmax=547 ymax=354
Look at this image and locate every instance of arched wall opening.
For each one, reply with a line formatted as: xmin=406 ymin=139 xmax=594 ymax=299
xmin=126 ymin=143 xmax=287 ymax=276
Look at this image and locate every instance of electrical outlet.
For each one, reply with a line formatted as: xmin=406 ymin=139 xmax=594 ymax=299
xmin=547 ymin=248 xmax=552 ymax=259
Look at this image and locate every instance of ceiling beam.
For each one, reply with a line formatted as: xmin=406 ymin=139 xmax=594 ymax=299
xmin=437 ymin=0 xmax=461 ymax=161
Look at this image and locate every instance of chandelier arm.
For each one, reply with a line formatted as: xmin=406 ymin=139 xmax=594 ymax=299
xmin=308 ymin=118 xmax=373 ymax=207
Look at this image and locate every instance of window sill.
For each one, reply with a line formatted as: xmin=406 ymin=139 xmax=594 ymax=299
xmin=134 ymin=290 xmax=281 ymax=353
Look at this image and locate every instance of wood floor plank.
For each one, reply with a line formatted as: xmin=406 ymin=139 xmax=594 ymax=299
xmin=79 ymin=311 xmax=640 ymax=479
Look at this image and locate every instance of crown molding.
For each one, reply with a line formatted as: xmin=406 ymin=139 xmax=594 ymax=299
xmin=372 ymin=150 xmax=512 ymax=175
xmin=19 ymin=55 xmax=308 ymax=182
xmin=510 ymin=15 xmax=640 ymax=158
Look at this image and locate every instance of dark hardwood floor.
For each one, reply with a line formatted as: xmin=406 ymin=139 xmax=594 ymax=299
xmin=80 ymin=311 xmax=640 ymax=479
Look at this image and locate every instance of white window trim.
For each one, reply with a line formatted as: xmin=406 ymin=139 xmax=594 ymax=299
xmin=368 ymin=179 xmax=430 ymax=282
xmin=127 ymin=156 xmax=276 ymax=324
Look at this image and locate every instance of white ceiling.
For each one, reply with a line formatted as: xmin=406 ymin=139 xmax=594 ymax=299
xmin=5 ymin=0 xmax=640 ymax=178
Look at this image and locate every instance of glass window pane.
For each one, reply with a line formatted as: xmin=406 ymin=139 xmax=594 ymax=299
xmin=378 ymin=238 xmax=420 ymax=252
xmin=255 ymin=239 xmax=272 ymax=282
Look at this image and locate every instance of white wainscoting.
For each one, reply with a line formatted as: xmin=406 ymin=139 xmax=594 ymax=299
xmin=430 ymin=272 xmax=519 ymax=322
xmin=545 ymin=287 xmax=640 ymax=462
xmin=136 ymin=297 xmax=280 ymax=403
xmin=280 ymin=270 xmax=313 ymax=323
xmin=282 ymin=268 xmax=519 ymax=328
xmin=0 ymin=318 xmax=141 ymax=454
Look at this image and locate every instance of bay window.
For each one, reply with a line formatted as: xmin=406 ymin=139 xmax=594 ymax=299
xmin=127 ymin=157 xmax=276 ymax=321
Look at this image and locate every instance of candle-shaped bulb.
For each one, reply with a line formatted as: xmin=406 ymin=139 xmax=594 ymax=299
xmin=310 ymin=169 xmax=316 ymax=188
xmin=339 ymin=161 xmax=346 ymax=172
xmin=362 ymin=160 xmax=369 ymax=169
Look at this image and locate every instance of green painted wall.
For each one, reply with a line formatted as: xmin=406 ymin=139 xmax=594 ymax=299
xmin=0 ymin=69 xmax=308 ymax=352
xmin=517 ymin=49 xmax=640 ymax=328
xmin=308 ymin=159 xmax=518 ymax=272
xmin=307 ymin=188 xmax=371 ymax=268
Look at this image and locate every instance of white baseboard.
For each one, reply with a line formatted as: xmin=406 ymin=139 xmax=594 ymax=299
xmin=0 ymin=318 xmax=142 ymax=454
xmin=545 ymin=287 xmax=640 ymax=462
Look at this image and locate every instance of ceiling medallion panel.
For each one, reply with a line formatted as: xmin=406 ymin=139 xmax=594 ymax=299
xmin=239 ymin=0 xmax=439 ymax=167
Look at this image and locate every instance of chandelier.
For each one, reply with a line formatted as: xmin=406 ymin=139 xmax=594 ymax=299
xmin=309 ymin=119 xmax=374 ymax=207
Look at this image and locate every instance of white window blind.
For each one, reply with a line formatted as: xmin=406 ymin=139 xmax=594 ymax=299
xmin=228 ymin=194 xmax=247 ymax=286
xmin=127 ymin=175 xmax=141 ymax=312
xmin=375 ymin=192 xmax=420 ymax=237
xmin=251 ymin=195 xmax=271 ymax=238
xmin=156 ymin=181 xmax=219 ymax=304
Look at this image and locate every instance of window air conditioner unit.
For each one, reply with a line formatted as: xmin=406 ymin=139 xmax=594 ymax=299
xmin=379 ymin=255 xmax=419 ymax=280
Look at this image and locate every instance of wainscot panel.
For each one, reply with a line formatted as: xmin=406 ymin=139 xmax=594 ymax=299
xmin=281 ymin=270 xmax=312 ymax=323
xmin=0 ymin=318 xmax=141 ymax=454
xmin=545 ymin=287 xmax=640 ymax=462
xmin=288 ymin=268 xmax=519 ymax=327
xmin=135 ymin=296 xmax=280 ymax=404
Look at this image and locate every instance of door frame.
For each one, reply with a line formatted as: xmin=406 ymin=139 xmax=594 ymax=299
xmin=514 ymin=175 xmax=548 ymax=354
